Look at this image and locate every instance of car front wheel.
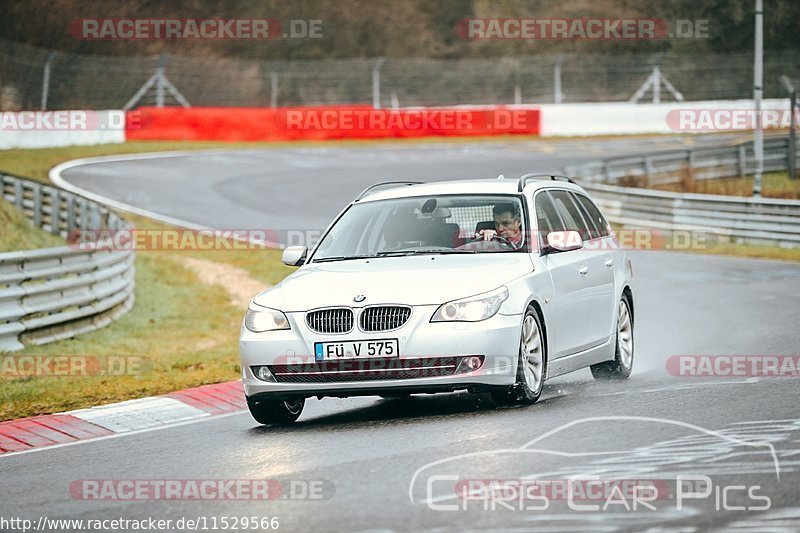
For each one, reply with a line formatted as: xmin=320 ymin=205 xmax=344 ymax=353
xmin=492 ymin=306 xmax=546 ymax=406
xmin=247 ymin=397 xmax=305 ymax=424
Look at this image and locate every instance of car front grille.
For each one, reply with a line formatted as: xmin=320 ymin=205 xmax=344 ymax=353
xmin=269 ymin=357 xmax=460 ymax=383
xmin=359 ymin=306 xmax=412 ymax=332
xmin=305 ymin=308 xmax=354 ymax=334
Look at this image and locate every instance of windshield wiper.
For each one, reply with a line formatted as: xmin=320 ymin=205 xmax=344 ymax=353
xmin=374 ymin=249 xmax=476 ymax=256
xmin=312 ymin=255 xmax=376 ymax=263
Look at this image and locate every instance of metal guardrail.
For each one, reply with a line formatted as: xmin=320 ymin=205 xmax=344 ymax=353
xmin=565 ymin=136 xmax=800 ymax=248
xmin=566 ymin=136 xmax=798 ymax=185
xmin=0 ymin=173 xmax=135 ymax=352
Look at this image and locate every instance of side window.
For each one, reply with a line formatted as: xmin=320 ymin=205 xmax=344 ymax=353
xmin=569 ymin=192 xmax=600 ymax=240
xmin=550 ymin=190 xmax=591 ymax=242
xmin=574 ymin=193 xmax=611 ymax=237
xmin=534 ymin=192 xmax=565 ymax=244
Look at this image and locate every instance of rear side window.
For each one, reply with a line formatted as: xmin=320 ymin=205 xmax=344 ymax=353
xmin=550 ymin=190 xmax=592 ymax=242
xmin=573 ymin=193 xmax=611 ymax=237
xmin=570 ymin=192 xmax=600 ymax=240
xmin=534 ymin=192 xmax=566 ymax=243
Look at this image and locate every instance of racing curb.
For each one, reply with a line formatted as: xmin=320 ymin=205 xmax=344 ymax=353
xmin=0 ymin=380 xmax=245 ymax=456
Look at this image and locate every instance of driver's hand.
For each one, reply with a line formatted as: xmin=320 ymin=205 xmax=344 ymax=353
xmin=477 ymin=229 xmax=497 ymax=241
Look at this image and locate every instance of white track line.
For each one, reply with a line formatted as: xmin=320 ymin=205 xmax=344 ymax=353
xmin=49 ymin=150 xmax=286 ymax=248
xmin=49 ymin=150 xmax=250 ymax=230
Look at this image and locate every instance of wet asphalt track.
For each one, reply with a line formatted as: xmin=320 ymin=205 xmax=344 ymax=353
xmin=2 ymin=134 xmax=800 ymax=532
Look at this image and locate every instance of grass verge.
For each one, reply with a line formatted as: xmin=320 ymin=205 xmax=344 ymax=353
xmin=651 ymin=171 xmax=800 ymax=200
xmin=0 ymin=199 xmax=65 ymax=252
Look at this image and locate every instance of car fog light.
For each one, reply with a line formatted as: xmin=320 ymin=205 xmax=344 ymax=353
xmin=253 ymin=365 xmax=276 ymax=382
xmin=455 ymin=356 xmax=484 ymax=374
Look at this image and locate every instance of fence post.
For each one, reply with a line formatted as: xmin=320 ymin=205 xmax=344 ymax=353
xmin=155 ymin=54 xmax=166 ymax=108
xmin=372 ymin=58 xmax=385 ymax=109
xmin=270 ymin=72 xmax=279 ymax=108
xmin=554 ymin=55 xmax=564 ymax=104
xmin=789 ymin=91 xmax=797 ymax=180
xmin=40 ymin=52 xmax=55 ymax=110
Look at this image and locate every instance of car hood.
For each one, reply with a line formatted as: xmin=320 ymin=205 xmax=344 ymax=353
xmin=253 ymin=254 xmax=534 ymax=311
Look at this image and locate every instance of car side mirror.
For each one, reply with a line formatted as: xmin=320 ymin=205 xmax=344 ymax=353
xmin=281 ymin=245 xmax=307 ymax=266
xmin=543 ymin=230 xmax=583 ymax=254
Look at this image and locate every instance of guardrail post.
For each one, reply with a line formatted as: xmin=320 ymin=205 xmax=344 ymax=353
xmin=32 ymin=185 xmax=42 ymax=228
xmin=66 ymin=195 xmax=76 ymax=234
xmin=643 ymin=156 xmax=653 ymax=185
xmin=50 ymin=189 xmax=61 ymax=235
xmin=738 ymin=145 xmax=747 ymax=177
xmin=90 ymin=203 xmax=100 ymax=229
xmin=80 ymin=200 xmax=89 ymax=230
xmin=13 ymin=178 xmax=23 ymax=210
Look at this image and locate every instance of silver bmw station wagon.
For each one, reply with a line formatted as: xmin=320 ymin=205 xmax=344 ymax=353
xmin=239 ymin=174 xmax=634 ymax=424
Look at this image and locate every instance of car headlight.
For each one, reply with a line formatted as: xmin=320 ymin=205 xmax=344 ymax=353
xmin=431 ymin=286 xmax=509 ymax=322
xmin=244 ymin=303 xmax=290 ymax=332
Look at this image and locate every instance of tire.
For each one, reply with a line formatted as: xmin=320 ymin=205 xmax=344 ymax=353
xmin=591 ymin=294 xmax=634 ymax=380
xmin=246 ymin=396 xmax=305 ymax=424
xmin=492 ymin=306 xmax=546 ymax=406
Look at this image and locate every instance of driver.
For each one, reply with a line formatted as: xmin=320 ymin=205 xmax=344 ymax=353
xmin=476 ymin=203 xmax=523 ymax=248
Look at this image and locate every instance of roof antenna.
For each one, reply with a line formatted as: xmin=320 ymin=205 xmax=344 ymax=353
xmin=497 ymin=174 xmax=506 ymax=180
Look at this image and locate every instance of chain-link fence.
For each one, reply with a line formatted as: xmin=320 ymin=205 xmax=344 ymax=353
xmin=0 ymin=37 xmax=798 ymax=110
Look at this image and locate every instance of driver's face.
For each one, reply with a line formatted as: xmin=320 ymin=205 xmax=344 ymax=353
xmin=493 ymin=212 xmax=521 ymax=238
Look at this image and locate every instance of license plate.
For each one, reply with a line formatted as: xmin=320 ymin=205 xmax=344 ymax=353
xmin=314 ymin=339 xmax=399 ymax=361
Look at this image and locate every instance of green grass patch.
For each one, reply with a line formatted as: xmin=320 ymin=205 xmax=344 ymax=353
xmin=651 ymin=171 xmax=800 ymax=200
xmin=0 ymin=199 xmax=66 ymax=252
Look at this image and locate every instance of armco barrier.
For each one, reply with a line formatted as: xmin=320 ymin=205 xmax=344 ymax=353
xmin=125 ymin=106 xmax=541 ymax=141
xmin=0 ymin=173 xmax=135 ymax=352
xmin=566 ymin=135 xmax=798 ymax=185
xmin=566 ymin=136 xmax=800 ymax=248
xmin=582 ymin=182 xmax=800 ymax=248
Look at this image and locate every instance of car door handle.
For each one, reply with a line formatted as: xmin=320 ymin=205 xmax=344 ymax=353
xmin=579 ymin=265 xmax=589 ymax=275
xmin=604 ymin=258 xmax=614 ymax=267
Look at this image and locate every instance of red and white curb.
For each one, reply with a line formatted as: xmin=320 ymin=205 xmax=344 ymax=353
xmin=0 ymin=380 xmax=245 ymax=456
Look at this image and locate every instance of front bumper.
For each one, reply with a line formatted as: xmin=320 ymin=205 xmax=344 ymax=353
xmin=239 ymin=305 xmax=520 ymax=399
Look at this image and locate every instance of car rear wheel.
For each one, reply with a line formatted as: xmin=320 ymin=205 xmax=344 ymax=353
xmin=591 ymin=295 xmax=634 ymax=380
xmin=492 ymin=306 xmax=546 ymax=406
xmin=247 ymin=397 xmax=305 ymax=424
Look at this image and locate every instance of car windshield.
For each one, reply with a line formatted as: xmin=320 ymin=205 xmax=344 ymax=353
xmin=311 ymin=194 xmax=526 ymax=262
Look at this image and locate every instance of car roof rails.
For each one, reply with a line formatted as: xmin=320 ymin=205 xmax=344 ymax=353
xmin=355 ymin=181 xmax=423 ymax=201
xmin=517 ymin=173 xmax=575 ymax=192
